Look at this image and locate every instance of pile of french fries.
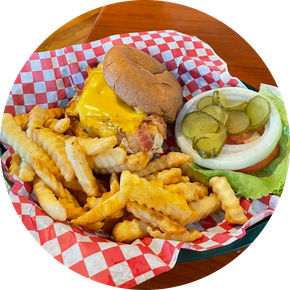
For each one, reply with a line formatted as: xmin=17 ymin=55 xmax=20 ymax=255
xmin=1 ymin=105 xmax=248 ymax=243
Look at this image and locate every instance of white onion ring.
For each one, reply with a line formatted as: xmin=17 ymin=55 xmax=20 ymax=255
xmin=175 ymin=87 xmax=282 ymax=170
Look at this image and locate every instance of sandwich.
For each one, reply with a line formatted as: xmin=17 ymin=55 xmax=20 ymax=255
xmin=65 ymin=44 xmax=183 ymax=156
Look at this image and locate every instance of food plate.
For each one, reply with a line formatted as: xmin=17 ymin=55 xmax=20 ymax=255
xmin=0 ymin=31 xmax=282 ymax=288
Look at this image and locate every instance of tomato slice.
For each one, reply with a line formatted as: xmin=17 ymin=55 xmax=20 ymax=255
xmin=235 ymin=144 xmax=279 ymax=174
xmin=226 ymin=128 xmax=265 ymax=145
xmin=226 ymin=131 xmax=255 ymax=145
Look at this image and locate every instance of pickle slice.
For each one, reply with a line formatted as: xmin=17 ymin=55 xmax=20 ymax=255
xmin=226 ymin=110 xmax=251 ymax=135
xmin=193 ymin=124 xmax=227 ymax=158
xmin=212 ymin=90 xmax=220 ymax=104
xmin=196 ymin=96 xmax=213 ymax=111
xmin=218 ymin=91 xmax=247 ymax=111
xmin=201 ymin=104 xmax=229 ymax=126
xmin=181 ymin=111 xmax=220 ymax=139
xmin=246 ymin=95 xmax=271 ymax=131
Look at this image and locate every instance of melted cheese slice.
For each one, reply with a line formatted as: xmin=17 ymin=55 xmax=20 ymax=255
xmin=76 ymin=63 xmax=146 ymax=137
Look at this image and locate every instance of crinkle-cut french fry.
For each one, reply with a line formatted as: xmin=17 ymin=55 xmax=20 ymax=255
xmin=165 ymin=182 xmax=209 ymax=203
xmin=58 ymin=198 xmax=84 ymax=220
xmin=32 ymin=158 xmax=68 ymax=199
xmin=92 ymin=152 xmax=150 ymax=174
xmin=137 ymin=152 xmax=194 ymax=177
xmin=83 ymin=222 xmax=104 ymax=233
xmin=70 ymin=191 xmax=128 ymax=226
xmin=9 ymin=151 xmax=21 ymax=177
xmin=1 ymin=114 xmax=61 ymax=179
xmin=180 ymin=176 xmax=190 ymax=183
xmin=26 ymin=106 xmax=47 ymax=137
xmin=32 ymin=127 xmax=75 ymax=182
xmin=120 ymin=171 xmax=191 ymax=224
xmin=209 ymin=176 xmax=248 ymax=225
xmin=110 ymin=172 xmax=120 ymax=194
xmin=9 ymin=152 xmax=35 ymax=182
xmin=65 ymin=137 xmax=100 ymax=197
xmin=19 ymin=159 xmax=35 ymax=182
xmin=14 ymin=114 xmax=29 ymax=130
xmin=85 ymin=191 xmax=114 ymax=210
xmin=44 ymin=117 xmax=70 ymax=134
xmin=147 ymin=227 xmax=202 ymax=242
xmin=13 ymin=107 xmax=65 ymax=131
xmin=78 ymin=136 xmax=117 ymax=155
xmin=33 ymin=176 xmax=67 ymax=221
xmin=144 ymin=168 xmax=183 ymax=185
xmin=181 ymin=193 xmax=221 ymax=226
xmin=110 ymin=209 xmax=124 ymax=219
xmin=127 ymin=201 xmax=187 ymax=235
xmin=45 ymin=107 xmax=65 ymax=120
xmin=88 ymin=147 xmax=127 ymax=169
xmin=32 ymin=158 xmax=79 ymax=207
xmin=112 ymin=219 xmax=149 ymax=243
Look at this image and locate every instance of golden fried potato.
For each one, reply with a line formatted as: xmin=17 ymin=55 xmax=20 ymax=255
xmin=165 ymin=182 xmax=208 ymax=203
xmin=26 ymin=106 xmax=47 ymax=137
xmin=209 ymin=177 xmax=248 ymax=225
xmin=88 ymin=147 xmax=127 ymax=169
xmin=1 ymin=114 xmax=61 ymax=179
xmin=58 ymin=198 xmax=84 ymax=220
xmin=85 ymin=191 xmax=114 ymax=210
xmin=84 ymin=222 xmax=104 ymax=233
xmin=13 ymin=107 xmax=65 ymax=131
xmin=181 ymin=193 xmax=221 ymax=226
xmin=110 ymin=172 xmax=120 ymax=194
xmin=120 ymin=171 xmax=191 ymax=224
xmin=45 ymin=107 xmax=65 ymax=120
xmin=92 ymin=152 xmax=150 ymax=174
xmin=9 ymin=151 xmax=21 ymax=177
xmin=19 ymin=159 xmax=35 ymax=182
xmin=147 ymin=227 xmax=202 ymax=242
xmin=137 ymin=152 xmax=194 ymax=177
xmin=33 ymin=176 xmax=67 ymax=221
xmin=44 ymin=117 xmax=70 ymax=134
xmin=70 ymin=191 xmax=128 ymax=226
xmin=32 ymin=128 xmax=75 ymax=182
xmin=144 ymin=168 xmax=183 ymax=185
xmin=112 ymin=219 xmax=149 ymax=243
xmin=14 ymin=114 xmax=29 ymax=130
xmin=32 ymin=158 xmax=69 ymax=200
xmin=78 ymin=136 xmax=117 ymax=155
xmin=65 ymin=137 xmax=100 ymax=197
xmin=127 ymin=201 xmax=187 ymax=235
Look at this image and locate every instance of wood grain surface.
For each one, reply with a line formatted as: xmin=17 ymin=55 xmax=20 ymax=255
xmin=35 ymin=8 xmax=102 ymax=52
xmin=85 ymin=0 xmax=276 ymax=90
xmin=132 ymin=250 xmax=243 ymax=290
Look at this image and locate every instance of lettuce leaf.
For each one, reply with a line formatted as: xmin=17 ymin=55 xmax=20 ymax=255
xmin=190 ymin=84 xmax=290 ymax=200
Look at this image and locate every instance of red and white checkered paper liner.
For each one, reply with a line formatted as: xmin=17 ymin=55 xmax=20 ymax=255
xmin=1 ymin=30 xmax=279 ymax=288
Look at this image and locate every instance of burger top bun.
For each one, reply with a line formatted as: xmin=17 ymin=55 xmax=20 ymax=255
xmin=103 ymin=45 xmax=183 ymax=123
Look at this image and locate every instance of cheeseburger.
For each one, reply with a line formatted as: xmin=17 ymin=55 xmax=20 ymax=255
xmin=66 ymin=45 xmax=183 ymax=155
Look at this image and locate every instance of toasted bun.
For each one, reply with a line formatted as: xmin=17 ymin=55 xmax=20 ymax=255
xmin=103 ymin=45 xmax=183 ymax=123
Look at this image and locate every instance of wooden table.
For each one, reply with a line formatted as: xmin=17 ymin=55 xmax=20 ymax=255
xmin=84 ymin=1 xmax=276 ymax=89
xmin=36 ymin=1 xmax=275 ymax=289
